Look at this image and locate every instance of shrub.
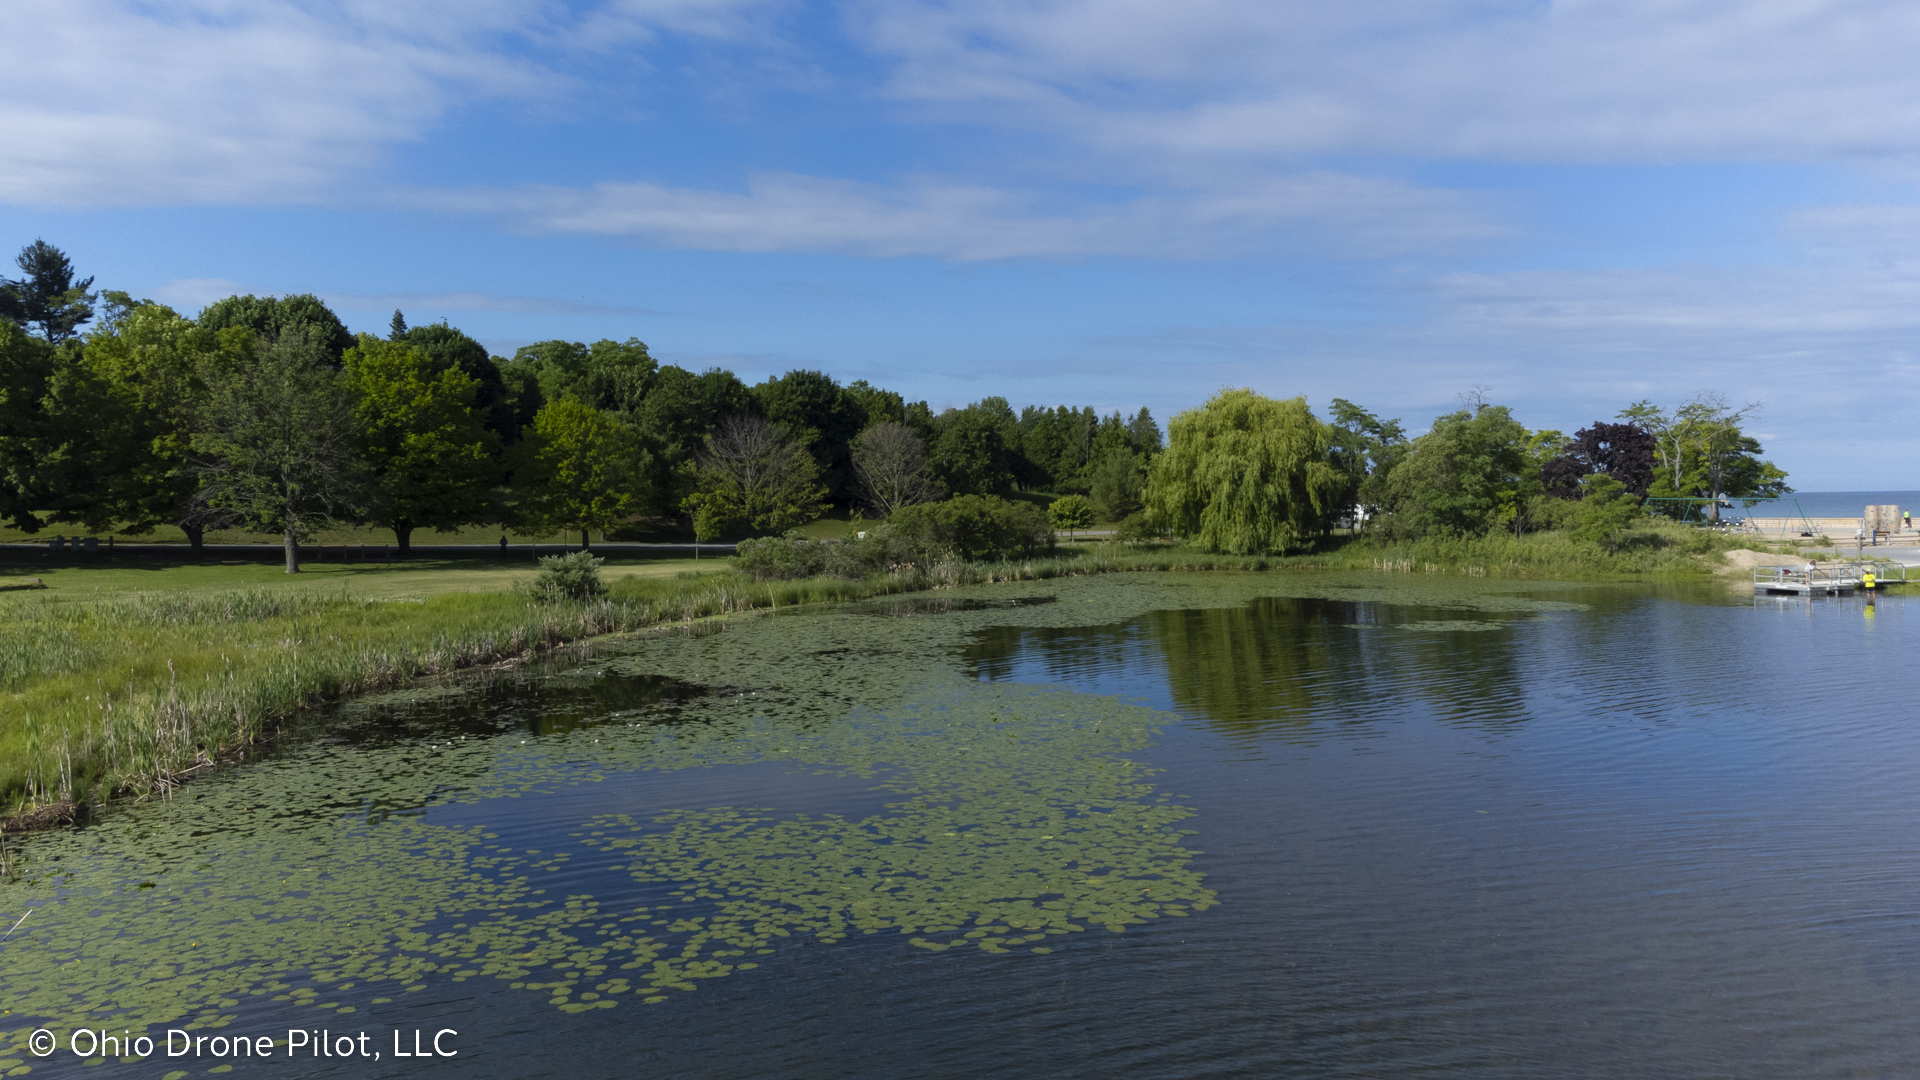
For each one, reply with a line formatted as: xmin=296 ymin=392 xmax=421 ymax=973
xmin=1048 ymin=494 xmax=1096 ymax=538
xmin=1114 ymin=511 xmax=1164 ymax=547
xmin=733 ymin=531 xmax=895 ymax=581
xmin=530 ymin=551 xmax=608 ymax=602
xmin=1566 ymin=475 xmax=1642 ymax=553
xmin=889 ymin=495 xmax=1052 ymax=562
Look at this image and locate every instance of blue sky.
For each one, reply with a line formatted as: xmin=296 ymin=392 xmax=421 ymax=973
xmin=6 ymin=0 xmax=1920 ymax=488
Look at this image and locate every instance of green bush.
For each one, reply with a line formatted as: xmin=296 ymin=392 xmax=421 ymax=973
xmin=733 ymin=531 xmax=896 ymax=581
xmin=889 ymin=495 xmax=1053 ymax=562
xmin=1048 ymin=494 xmax=1096 ymax=538
xmin=530 ymin=551 xmax=608 ymax=602
xmin=1114 ymin=511 xmax=1165 ymax=547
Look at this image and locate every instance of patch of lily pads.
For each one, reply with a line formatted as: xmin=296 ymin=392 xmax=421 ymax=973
xmin=0 ymin=571 xmax=1588 ymax=1059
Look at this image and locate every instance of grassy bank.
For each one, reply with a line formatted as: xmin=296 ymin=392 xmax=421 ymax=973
xmin=1302 ymin=519 xmax=1792 ymax=578
xmin=0 ymin=520 xmax=1774 ymax=820
xmin=1051 ymin=518 xmax=1790 ymax=579
xmin=0 ymin=569 xmax=902 ymax=816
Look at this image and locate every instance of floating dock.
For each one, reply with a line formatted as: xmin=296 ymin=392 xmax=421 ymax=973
xmin=1753 ymin=561 xmax=1908 ymax=596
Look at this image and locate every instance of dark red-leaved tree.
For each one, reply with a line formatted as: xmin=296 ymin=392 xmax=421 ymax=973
xmin=1541 ymin=421 xmax=1656 ymax=498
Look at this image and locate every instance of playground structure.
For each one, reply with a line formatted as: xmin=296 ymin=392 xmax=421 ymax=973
xmin=1645 ymin=497 xmax=1914 ymax=545
xmin=1643 ymin=496 xmax=1822 ymax=539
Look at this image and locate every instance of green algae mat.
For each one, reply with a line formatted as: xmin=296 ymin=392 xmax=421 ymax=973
xmin=0 ymin=571 xmax=1589 ymax=1068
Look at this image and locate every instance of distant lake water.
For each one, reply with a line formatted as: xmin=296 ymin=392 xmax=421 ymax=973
xmin=5 ymin=573 xmax=1918 ymax=1078
xmin=1738 ymin=490 xmax=1920 ymax=517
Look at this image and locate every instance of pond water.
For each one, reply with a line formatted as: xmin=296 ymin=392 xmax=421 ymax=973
xmin=4 ymin=572 xmax=1918 ymax=1078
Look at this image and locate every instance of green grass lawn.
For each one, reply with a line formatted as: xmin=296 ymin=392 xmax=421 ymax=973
xmin=0 ymin=556 xmax=726 ymax=604
xmin=0 ymin=521 xmax=600 ymax=547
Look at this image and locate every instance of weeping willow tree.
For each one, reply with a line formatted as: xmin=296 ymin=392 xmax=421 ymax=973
xmin=1145 ymin=389 xmax=1343 ymax=554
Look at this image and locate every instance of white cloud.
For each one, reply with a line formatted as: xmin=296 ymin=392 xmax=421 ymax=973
xmin=0 ymin=0 xmax=770 ymax=207
xmin=150 ymin=279 xmax=659 ymax=320
xmin=321 ymin=290 xmax=662 ymax=317
xmin=561 ymin=0 xmax=787 ymax=47
xmin=439 ymin=168 xmax=1501 ymax=259
xmin=1078 ymin=239 xmax=1920 ymax=485
xmin=0 ymin=0 xmax=548 ymax=205
xmin=856 ymin=0 xmax=1920 ymax=165
xmin=151 ymin=278 xmax=251 ymax=308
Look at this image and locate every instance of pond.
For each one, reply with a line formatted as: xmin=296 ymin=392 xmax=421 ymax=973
xmin=3 ymin=571 xmax=1917 ymax=1078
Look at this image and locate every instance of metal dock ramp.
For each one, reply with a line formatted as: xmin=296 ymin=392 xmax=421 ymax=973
xmin=1753 ymin=560 xmax=1909 ymax=596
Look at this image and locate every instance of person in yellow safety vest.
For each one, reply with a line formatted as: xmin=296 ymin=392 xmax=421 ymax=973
xmin=1863 ymin=569 xmax=1876 ymax=591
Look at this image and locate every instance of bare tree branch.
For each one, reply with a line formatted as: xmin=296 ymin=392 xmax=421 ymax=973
xmin=851 ymin=422 xmax=943 ymax=516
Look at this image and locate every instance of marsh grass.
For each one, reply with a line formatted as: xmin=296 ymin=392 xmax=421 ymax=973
xmin=0 ymin=574 xmax=883 ymax=813
xmin=0 ymin=518 xmax=1769 ymax=816
xmin=1306 ymin=520 xmax=1794 ymax=578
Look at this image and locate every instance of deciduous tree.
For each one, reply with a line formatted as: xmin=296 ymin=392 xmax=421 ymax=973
xmin=63 ymin=300 xmax=240 ymax=549
xmin=754 ymin=369 xmax=864 ymax=501
xmin=1145 ymin=389 xmax=1343 ymax=554
xmin=511 ymin=338 xmax=657 ymax=417
xmin=1326 ymin=398 xmax=1407 ymax=522
xmin=189 ymin=335 xmax=359 ymax=572
xmin=0 ymin=321 xmax=58 ymax=530
xmin=512 ymin=398 xmax=651 ymax=550
xmin=851 ymin=422 xmax=943 ymax=515
xmin=932 ymin=404 xmax=1015 ymax=496
xmin=1620 ymin=396 xmax=1789 ymax=519
xmin=888 ymin=494 xmax=1051 ymax=562
xmin=1541 ymin=420 xmax=1656 ymax=498
xmin=197 ymin=294 xmax=355 ymax=363
xmin=401 ymin=322 xmax=518 ymax=442
xmin=1377 ymin=402 xmax=1535 ymax=538
xmin=344 ymin=336 xmax=498 ymax=553
xmin=681 ymin=415 xmax=825 ymax=536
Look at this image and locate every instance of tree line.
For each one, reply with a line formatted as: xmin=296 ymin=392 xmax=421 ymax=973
xmin=0 ymin=240 xmax=1789 ymax=568
xmin=0 ymin=241 xmax=1164 ymax=570
xmin=1147 ymin=387 xmax=1789 ymax=556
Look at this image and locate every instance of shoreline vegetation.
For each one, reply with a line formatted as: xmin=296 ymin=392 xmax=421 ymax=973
xmin=0 ymin=246 xmax=1813 ymax=827
xmin=1 ymin=521 xmax=1793 ymax=828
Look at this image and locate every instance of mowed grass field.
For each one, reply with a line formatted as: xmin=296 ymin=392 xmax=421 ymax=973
xmin=0 ymin=555 xmax=728 ymax=604
xmin=0 ymin=507 xmax=888 ymax=549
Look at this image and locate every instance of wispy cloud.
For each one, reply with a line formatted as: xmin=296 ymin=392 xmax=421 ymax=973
xmin=855 ymin=0 xmax=1920 ymax=165
xmin=1083 ymin=244 xmax=1920 ymax=482
xmin=0 ymin=0 xmax=770 ymax=207
xmin=151 ymin=278 xmax=250 ymax=309
xmin=436 ymin=169 xmax=1502 ymax=259
xmin=151 ymin=280 xmax=662 ymax=319
xmin=322 ymin=290 xmax=664 ymax=317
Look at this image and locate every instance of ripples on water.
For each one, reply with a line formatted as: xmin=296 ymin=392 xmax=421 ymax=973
xmin=964 ymin=586 xmax=1920 ymax=1078
xmin=5 ymin=576 xmax=1917 ymax=1079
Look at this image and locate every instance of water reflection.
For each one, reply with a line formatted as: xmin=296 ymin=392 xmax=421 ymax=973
xmin=967 ymin=595 xmax=1539 ymax=737
xmin=17 ymin=572 xmax=1917 ymax=1080
xmin=332 ymin=668 xmax=727 ymax=745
